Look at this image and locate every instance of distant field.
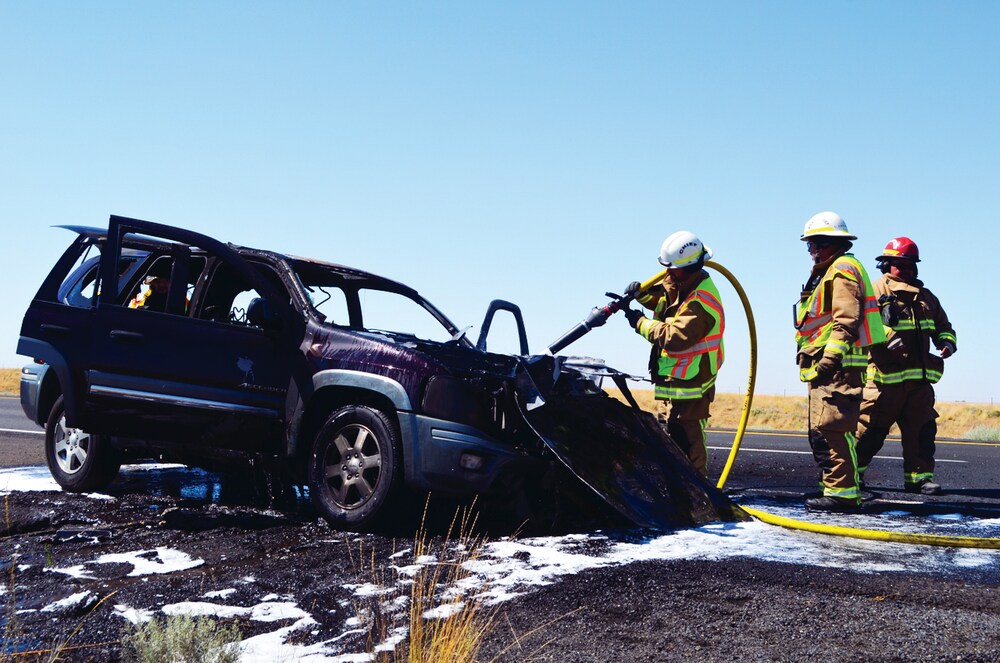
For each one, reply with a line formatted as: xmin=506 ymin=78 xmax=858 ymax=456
xmin=604 ymin=389 xmax=1000 ymax=441
xmin=0 ymin=368 xmax=18 ymax=396
xmin=2 ymin=368 xmax=995 ymax=440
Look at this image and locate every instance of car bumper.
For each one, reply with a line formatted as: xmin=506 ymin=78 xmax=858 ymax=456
xmin=19 ymin=363 xmax=47 ymax=425
xmin=399 ymin=412 xmax=542 ymax=495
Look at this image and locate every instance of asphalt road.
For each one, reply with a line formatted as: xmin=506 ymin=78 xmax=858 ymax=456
xmin=707 ymin=427 xmax=1000 ymax=505
xmin=0 ymin=395 xmax=44 ymax=467
xmin=3 ymin=394 xmax=1000 ymax=503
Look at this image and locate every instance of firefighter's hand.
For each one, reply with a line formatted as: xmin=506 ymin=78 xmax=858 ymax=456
xmin=812 ymin=355 xmax=841 ymax=380
xmin=624 ymin=307 xmax=645 ymax=329
xmin=624 ymin=281 xmax=642 ymax=299
xmin=940 ymin=341 xmax=956 ymax=358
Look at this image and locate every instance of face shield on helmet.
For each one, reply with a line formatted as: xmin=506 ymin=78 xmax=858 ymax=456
xmin=658 ymin=230 xmax=713 ymax=268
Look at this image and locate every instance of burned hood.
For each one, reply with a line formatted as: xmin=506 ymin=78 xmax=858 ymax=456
xmin=306 ymin=322 xmax=521 ymax=404
xmin=514 ymin=355 xmax=747 ymax=528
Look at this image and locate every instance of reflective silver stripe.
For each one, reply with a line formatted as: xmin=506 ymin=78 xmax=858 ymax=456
xmin=798 ymin=312 xmax=831 ymax=335
xmin=88 ymin=385 xmax=279 ymax=416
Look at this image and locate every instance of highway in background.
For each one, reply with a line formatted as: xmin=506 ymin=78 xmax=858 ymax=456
xmin=3 ymin=396 xmax=999 ymax=507
xmin=0 ymin=396 xmax=43 ymax=467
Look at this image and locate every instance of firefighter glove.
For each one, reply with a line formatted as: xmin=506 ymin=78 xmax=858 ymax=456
xmin=624 ymin=281 xmax=642 ymax=299
xmin=812 ymin=354 xmax=841 ymax=380
xmin=624 ymin=307 xmax=645 ymax=328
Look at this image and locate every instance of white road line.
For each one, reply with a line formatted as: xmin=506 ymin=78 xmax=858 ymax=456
xmin=0 ymin=428 xmax=44 ymax=435
xmin=706 ymin=445 xmax=967 ymax=464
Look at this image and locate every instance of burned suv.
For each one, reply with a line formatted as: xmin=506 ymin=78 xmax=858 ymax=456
xmin=19 ymin=216 xmax=740 ymax=531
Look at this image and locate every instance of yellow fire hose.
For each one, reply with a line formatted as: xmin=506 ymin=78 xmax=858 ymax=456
xmin=637 ymin=262 xmax=1000 ymax=549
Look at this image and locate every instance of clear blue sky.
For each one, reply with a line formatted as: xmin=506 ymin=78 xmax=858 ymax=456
xmin=2 ymin=2 xmax=998 ymax=404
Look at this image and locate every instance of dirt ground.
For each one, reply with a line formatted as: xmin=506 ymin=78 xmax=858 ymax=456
xmin=3 ymin=477 xmax=1000 ymax=663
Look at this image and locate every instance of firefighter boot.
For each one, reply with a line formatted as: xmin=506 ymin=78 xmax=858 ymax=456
xmin=805 ymin=495 xmax=861 ymax=513
xmin=905 ymin=478 xmax=942 ymax=495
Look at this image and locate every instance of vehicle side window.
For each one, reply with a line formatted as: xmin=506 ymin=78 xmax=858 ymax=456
xmin=123 ymin=255 xmax=206 ymax=314
xmin=198 ymin=261 xmax=287 ymax=328
xmin=64 ymin=264 xmax=100 ymax=307
xmin=59 ymin=246 xmax=145 ymax=308
xmin=358 ymin=288 xmax=453 ymax=343
xmin=302 ymin=284 xmax=349 ymax=326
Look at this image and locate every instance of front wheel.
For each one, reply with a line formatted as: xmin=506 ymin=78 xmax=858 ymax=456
xmin=308 ymin=405 xmax=401 ymax=531
xmin=45 ymin=396 xmax=121 ymax=492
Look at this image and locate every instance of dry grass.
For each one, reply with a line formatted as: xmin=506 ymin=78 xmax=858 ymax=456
xmin=606 ymin=388 xmax=1000 ymax=441
xmin=0 ymin=368 xmax=19 ymax=397
xmin=368 ymin=499 xmax=499 ymax=663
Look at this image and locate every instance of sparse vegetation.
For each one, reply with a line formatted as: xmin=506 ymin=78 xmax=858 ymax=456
xmin=371 ymin=499 xmax=498 ymax=663
xmin=121 ymin=614 xmax=243 ymax=663
xmin=0 ymin=368 xmax=18 ymax=397
xmin=965 ymin=426 xmax=1000 ymax=442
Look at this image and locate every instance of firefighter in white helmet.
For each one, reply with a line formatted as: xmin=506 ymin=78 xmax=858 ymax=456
xmin=621 ymin=231 xmax=725 ymax=476
xmin=856 ymin=237 xmax=956 ymax=495
xmin=795 ymin=212 xmax=886 ymax=512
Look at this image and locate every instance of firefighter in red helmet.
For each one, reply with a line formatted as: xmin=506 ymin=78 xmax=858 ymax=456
xmin=856 ymin=237 xmax=957 ymax=495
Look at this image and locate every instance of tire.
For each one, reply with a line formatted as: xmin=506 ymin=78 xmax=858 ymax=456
xmin=308 ymin=405 xmax=401 ymax=531
xmin=45 ymin=396 xmax=121 ymax=492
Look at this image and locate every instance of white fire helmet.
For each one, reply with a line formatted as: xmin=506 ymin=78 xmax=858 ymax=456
xmin=658 ymin=231 xmax=712 ymax=268
xmin=800 ymin=211 xmax=857 ymax=241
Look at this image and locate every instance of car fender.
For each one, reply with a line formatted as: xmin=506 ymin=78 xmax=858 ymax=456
xmin=311 ymin=370 xmax=412 ymax=410
xmin=15 ymin=337 xmax=77 ymax=426
xmin=288 ymin=369 xmax=415 ymax=473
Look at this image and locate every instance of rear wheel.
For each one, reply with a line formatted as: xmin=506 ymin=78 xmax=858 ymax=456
xmin=45 ymin=396 xmax=121 ymax=492
xmin=308 ymin=405 xmax=401 ymax=531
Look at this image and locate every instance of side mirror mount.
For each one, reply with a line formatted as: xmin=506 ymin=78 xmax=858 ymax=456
xmin=248 ymin=297 xmax=282 ymax=331
xmin=476 ymin=299 xmax=529 ymax=355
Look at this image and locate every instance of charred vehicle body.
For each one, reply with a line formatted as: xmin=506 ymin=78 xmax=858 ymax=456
xmin=18 ymin=216 xmax=743 ymax=531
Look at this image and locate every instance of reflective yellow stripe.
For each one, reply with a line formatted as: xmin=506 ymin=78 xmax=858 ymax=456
xmin=868 ymin=366 xmax=944 ymax=384
xmin=655 ymin=374 xmax=717 ymax=400
xmin=824 ymin=486 xmax=860 ymax=500
xmin=905 ymin=472 xmax=934 ymax=485
xmin=890 ymin=319 xmax=938 ymax=332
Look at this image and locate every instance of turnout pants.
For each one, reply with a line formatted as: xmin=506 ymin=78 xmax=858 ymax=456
xmin=807 ymin=369 xmax=863 ymax=502
xmin=856 ymin=380 xmax=938 ymax=486
xmin=656 ymin=385 xmax=714 ymax=477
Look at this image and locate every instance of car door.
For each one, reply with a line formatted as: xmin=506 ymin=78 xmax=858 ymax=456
xmin=86 ymin=216 xmax=301 ymax=451
xmin=17 ymin=228 xmax=148 ymax=428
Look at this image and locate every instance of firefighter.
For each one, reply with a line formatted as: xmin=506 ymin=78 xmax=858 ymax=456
xmin=622 ymin=231 xmax=725 ymax=476
xmin=128 ymin=275 xmax=171 ymax=311
xmin=795 ymin=212 xmax=886 ymax=512
xmin=856 ymin=237 xmax=956 ymax=495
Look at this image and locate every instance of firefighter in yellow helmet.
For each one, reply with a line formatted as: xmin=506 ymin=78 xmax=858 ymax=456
xmin=621 ymin=231 xmax=725 ymax=476
xmin=856 ymin=237 xmax=956 ymax=495
xmin=794 ymin=212 xmax=886 ymax=512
